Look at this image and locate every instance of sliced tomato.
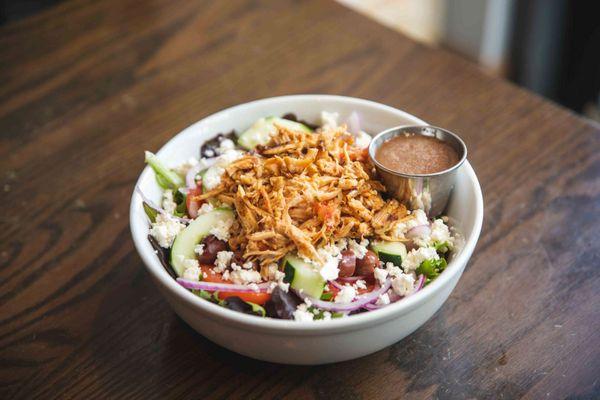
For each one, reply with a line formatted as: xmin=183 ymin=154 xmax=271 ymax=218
xmin=314 ymin=202 xmax=337 ymax=227
xmin=324 ymin=283 xmax=340 ymax=298
xmin=218 ymin=291 xmax=271 ymax=305
xmin=356 ymin=281 xmax=375 ymax=295
xmin=200 ymin=265 xmax=225 ymax=283
xmin=198 ymin=266 xmax=271 ymax=305
xmin=186 ymin=186 xmax=203 ymax=218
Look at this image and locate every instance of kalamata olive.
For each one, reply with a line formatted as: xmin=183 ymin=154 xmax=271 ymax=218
xmin=231 ymin=251 xmax=256 ymax=269
xmin=338 ymin=250 xmax=356 ymax=277
xmin=231 ymin=251 xmax=244 ymax=266
xmin=199 ymin=131 xmax=236 ymax=158
xmin=197 ymin=235 xmax=227 ymax=264
xmin=264 ymin=287 xmax=301 ymax=319
xmin=355 ymin=250 xmax=380 ymax=276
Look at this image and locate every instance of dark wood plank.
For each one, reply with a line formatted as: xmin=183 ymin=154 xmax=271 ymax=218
xmin=0 ymin=0 xmax=598 ymax=399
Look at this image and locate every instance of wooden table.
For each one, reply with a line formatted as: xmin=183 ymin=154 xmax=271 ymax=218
xmin=1 ymin=0 xmax=598 ymax=398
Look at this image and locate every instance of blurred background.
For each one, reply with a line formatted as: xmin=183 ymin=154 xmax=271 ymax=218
xmin=2 ymin=0 xmax=599 ymax=121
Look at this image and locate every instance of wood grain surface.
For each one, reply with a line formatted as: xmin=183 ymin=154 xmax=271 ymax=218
xmin=1 ymin=0 xmax=599 ymax=398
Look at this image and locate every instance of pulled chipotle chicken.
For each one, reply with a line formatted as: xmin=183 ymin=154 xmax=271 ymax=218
xmin=197 ymin=125 xmax=410 ymax=267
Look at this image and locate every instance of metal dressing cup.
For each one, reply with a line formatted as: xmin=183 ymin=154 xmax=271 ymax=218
xmin=368 ymin=125 xmax=467 ymax=217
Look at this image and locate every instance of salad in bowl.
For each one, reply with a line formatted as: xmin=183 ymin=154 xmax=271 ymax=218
xmin=138 ymin=111 xmax=456 ymax=322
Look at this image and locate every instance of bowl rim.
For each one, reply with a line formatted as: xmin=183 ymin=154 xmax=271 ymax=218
xmin=129 ymin=94 xmax=484 ymax=334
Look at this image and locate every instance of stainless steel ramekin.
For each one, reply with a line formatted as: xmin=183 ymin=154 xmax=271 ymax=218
xmin=368 ymin=125 xmax=467 ymax=217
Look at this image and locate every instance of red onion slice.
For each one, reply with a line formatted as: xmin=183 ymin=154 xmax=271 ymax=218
xmin=294 ymin=278 xmax=391 ymax=313
xmin=415 ymin=274 xmax=425 ymax=291
xmin=363 ymin=274 xmax=426 ymax=310
xmin=337 ymin=276 xmax=366 ymax=283
xmin=332 ymin=276 xmax=368 ymax=290
xmin=330 ymin=280 xmax=344 ymax=290
xmin=177 ymin=278 xmax=271 ymax=293
xmin=185 ymin=163 xmax=203 ymax=189
xmin=406 ymin=224 xmax=431 ymax=238
xmin=363 ymin=302 xmax=382 ymax=310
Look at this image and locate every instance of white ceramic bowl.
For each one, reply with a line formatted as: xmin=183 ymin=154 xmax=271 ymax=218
xmin=129 ymin=95 xmax=483 ymax=365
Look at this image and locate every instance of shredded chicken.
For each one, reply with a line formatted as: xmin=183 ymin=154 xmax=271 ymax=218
xmin=198 ymin=124 xmax=410 ymax=266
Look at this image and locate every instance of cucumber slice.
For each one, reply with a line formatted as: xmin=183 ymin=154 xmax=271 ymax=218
xmin=145 ymin=151 xmax=184 ymax=189
xmin=237 ymin=117 xmax=312 ymax=150
xmin=283 ymin=254 xmax=325 ymax=299
xmin=371 ymin=241 xmax=407 ymax=267
xmin=170 ymin=208 xmax=235 ymax=276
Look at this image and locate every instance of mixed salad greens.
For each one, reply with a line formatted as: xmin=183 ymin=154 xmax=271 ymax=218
xmin=139 ymin=112 xmax=456 ymax=321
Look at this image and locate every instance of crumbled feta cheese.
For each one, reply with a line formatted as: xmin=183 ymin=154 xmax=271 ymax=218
xmin=392 ymin=273 xmax=415 ymax=296
xmin=385 ymin=262 xmax=403 ymax=277
xmin=374 ymin=267 xmax=388 ymax=285
xmin=293 ymin=304 xmax=315 ymax=322
xmin=194 ymin=244 xmax=205 ymax=256
xmin=355 ymin=279 xmax=367 ymax=289
xmin=216 ymin=138 xmax=235 ymax=155
xmin=230 ymin=269 xmax=262 ymax=285
xmin=178 ymin=255 xmax=199 ymax=269
xmin=304 ymin=297 xmax=313 ymax=308
xmin=247 ymin=283 xmax=260 ymax=292
xmin=264 ymin=263 xmax=285 ymax=281
xmin=403 ymin=247 xmax=439 ymax=272
xmin=222 ymin=270 xmax=230 ymax=281
xmin=149 ymin=213 xmax=185 ymax=248
xmin=214 ymin=251 xmax=234 ymax=273
xmin=348 ymin=238 xmax=369 ymax=259
xmin=263 ymin=263 xmax=289 ymax=291
xmin=376 ymin=293 xmax=390 ymax=306
xmin=274 ymin=270 xmax=286 ymax=281
xmin=209 ymin=217 xmax=233 ymax=241
xmin=314 ymin=241 xmax=347 ymax=280
xmin=334 ymin=285 xmax=356 ymax=303
xmin=322 ymin=311 xmax=332 ymax=320
xmin=178 ymin=255 xmax=200 ymax=280
xmin=217 ymin=149 xmax=244 ymax=166
xmin=183 ymin=265 xmax=201 ymax=281
xmin=202 ymin=166 xmax=225 ymax=190
xmin=409 ymin=217 xmax=454 ymax=248
xmin=430 ymin=219 xmax=453 ymax=247
xmin=320 ymin=111 xmax=339 ymax=130
xmin=242 ymin=261 xmax=254 ymax=270
xmin=335 ymin=238 xmax=349 ymax=250
xmin=277 ymin=281 xmax=290 ymax=292
xmin=202 ymin=148 xmax=244 ymax=191
xmin=162 ymin=190 xmax=177 ymax=214
xmin=173 ymin=157 xmax=199 ymax=175
xmin=197 ymin=202 xmax=214 ymax=215
xmin=320 ymin=256 xmax=340 ymax=281
xmin=353 ymin=131 xmax=372 ymax=149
